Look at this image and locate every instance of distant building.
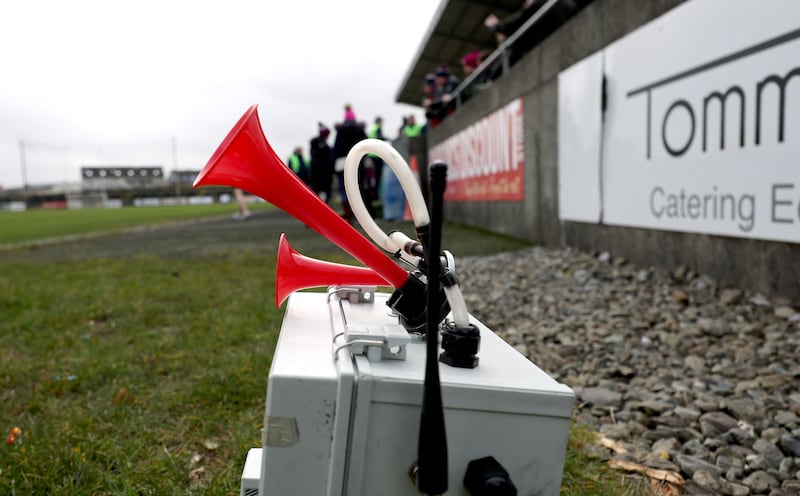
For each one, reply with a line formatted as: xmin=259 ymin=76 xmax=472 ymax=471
xmin=1 ymin=166 xmax=222 ymax=210
xmin=81 ymin=166 xmax=164 ymax=190
xmin=168 ymin=169 xmax=201 ymax=184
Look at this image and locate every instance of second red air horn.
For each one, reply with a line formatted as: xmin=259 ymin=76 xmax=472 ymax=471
xmin=275 ymin=233 xmax=389 ymax=307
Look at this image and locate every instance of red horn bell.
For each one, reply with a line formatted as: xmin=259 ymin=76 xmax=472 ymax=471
xmin=275 ymin=234 xmax=389 ymax=307
xmin=193 ymin=105 xmax=408 ymax=288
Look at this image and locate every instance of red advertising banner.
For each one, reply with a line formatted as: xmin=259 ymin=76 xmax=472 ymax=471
xmin=429 ymin=98 xmax=524 ymax=201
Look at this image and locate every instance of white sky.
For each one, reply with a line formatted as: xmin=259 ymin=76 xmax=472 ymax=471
xmin=0 ymin=0 xmax=440 ymax=189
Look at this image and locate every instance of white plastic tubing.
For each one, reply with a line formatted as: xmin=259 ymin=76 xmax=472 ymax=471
xmin=343 ymin=139 xmax=469 ymax=326
xmin=344 ymin=139 xmax=428 ymax=253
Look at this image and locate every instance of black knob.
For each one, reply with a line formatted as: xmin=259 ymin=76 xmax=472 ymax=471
xmin=463 ymin=456 xmax=517 ymax=496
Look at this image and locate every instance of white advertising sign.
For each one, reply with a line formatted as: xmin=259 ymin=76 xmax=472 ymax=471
xmin=558 ymin=50 xmax=604 ymax=223
xmin=558 ymin=0 xmax=800 ymax=244
xmin=602 ymin=0 xmax=800 ymax=243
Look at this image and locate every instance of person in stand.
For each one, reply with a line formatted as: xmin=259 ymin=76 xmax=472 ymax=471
xmin=421 ymin=73 xmax=439 ymax=126
xmin=426 ymin=65 xmax=460 ymax=128
xmin=309 ymin=123 xmax=334 ymax=204
xmin=286 ymin=146 xmax=311 ymax=187
xmin=332 ymin=103 xmax=367 ymax=223
xmin=484 ymin=0 xmax=579 ymax=68
xmin=459 ymin=49 xmax=492 ymax=103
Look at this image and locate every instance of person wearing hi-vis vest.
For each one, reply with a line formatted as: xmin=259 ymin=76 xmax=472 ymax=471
xmin=402 ymin=114 xmax=423 ymax=137
xmin=286 ymin=146 xmax=311 ymax=187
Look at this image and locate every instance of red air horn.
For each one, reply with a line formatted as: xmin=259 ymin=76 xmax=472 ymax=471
xmin=275 ymin=233 xmax=389 ymax=307
xmin=193 ymin=105 xmax=433 ymax=330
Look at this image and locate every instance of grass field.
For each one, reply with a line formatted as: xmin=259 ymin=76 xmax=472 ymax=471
xmin=0 ymin=206 xmax=651 ymax=495
xmin=0 ymin=203 xmax=270 ymax=246
xmin=1 ymin=252 xmax=275 ymax=494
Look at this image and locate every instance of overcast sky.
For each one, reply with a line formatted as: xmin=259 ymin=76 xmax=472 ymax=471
xmin=0 ymin=0 xmax=440 ymax=189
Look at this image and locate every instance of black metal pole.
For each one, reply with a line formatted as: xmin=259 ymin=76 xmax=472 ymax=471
xmin=416 ymin=161 xmax=448 ymax=495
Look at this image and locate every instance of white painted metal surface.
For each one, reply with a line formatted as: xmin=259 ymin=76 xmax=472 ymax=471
xmin=558 ymin=49 xmax=604 ymax=223
xmin=245 ymin=290 xmax=574 ymax=496
xmin=240 ymin=448 xmax=261 ymax=496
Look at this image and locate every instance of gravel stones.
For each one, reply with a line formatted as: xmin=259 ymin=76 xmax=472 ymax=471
xmin=458 ymin=246 xmax=800 ymax=494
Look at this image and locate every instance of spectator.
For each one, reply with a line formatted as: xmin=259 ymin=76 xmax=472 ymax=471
xmin=333 ymin=105 xmax=368 ymax=222
xmin=383 ymin=115 xmax=420 ymax=222
xmin=367 ymin=116 xmax=385 ymax=142
xmin=459 ymin=49 xmax=492 ymax=103
xmin=382 ymin=114 xmax=423 ymax=221
xmin=365 ymin=116 xmax=385 ymax=209
xmin=309 ymin=122 xmax=334 ymax=204
xmin=461 ymin=50 xmax=483 ymax=75
xmin=344 ymin=102 xmax=356 ymax=122
xmin=397 ymin=114 xmax=409 ymax=138
xmin=380 ymin=160 xmax=405 ymax=222
xmin=425 ymin=65 xmax=460 ymax=128
xmin=421 ymin=73 xmax=437 ymax=124
xmin=485 ymin=0 xmax=579 ymax=68
xmin=232 ymin=188 xmax=251 ymax=221
xmin=402 ymin=115 xmax=423 ymax=138
xmin=286 ymin=146 xmax=311 ymax=186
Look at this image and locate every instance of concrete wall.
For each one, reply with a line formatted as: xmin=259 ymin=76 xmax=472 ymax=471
xmin=426 ymin=0 xmax=800 ymax=301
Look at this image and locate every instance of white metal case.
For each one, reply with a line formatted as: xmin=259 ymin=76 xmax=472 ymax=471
xmin=245 ymin=290 xmax=575 ymax=496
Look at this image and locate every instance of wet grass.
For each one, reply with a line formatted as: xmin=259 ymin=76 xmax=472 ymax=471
xmin=0 ymin=252 xmax=278 ymax=495
xmin=0 ymin=203 xmax=271 ymax=246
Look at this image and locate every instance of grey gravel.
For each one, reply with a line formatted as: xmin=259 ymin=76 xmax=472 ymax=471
xmin=458 ymin=246 xmax=800 ymax=495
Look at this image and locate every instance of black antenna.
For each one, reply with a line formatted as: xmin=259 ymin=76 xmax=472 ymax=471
xmin=416 ymin=161 xmax=448 ymax=494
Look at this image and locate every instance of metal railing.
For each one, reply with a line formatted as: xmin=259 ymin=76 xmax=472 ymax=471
xmin=451 ymin=0 xmax=564 ymax=107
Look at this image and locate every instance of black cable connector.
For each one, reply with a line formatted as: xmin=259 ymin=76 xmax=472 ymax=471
xmin=439 ymin=321 xmax=480 ymax=368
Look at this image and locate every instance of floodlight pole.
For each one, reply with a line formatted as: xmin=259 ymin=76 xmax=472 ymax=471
xmin=172 ymin=136 xmax=180 ymax=197
xmin=171 ymin=135 xmax=178 ymax=170
xmin=19 ymin=140 xmax=28 ymax=190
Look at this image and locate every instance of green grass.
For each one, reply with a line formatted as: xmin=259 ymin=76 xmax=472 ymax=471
xmin=563 ymin=425 xmax=654 ymax=496
xmin=0 ymin=203 xmax=271 ymax=246
xmin=0 ymin=252 xmax=277 ymax=495
xmin=0 ymin=208 xmax=652 ymax=495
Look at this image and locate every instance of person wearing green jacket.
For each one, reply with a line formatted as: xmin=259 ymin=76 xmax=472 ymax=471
xmin=286 ymin=146 xmax=311 ymax=186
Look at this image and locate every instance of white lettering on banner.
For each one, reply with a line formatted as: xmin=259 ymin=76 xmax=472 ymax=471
xmin=429 ymin=98 xmax=524 ymax=201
